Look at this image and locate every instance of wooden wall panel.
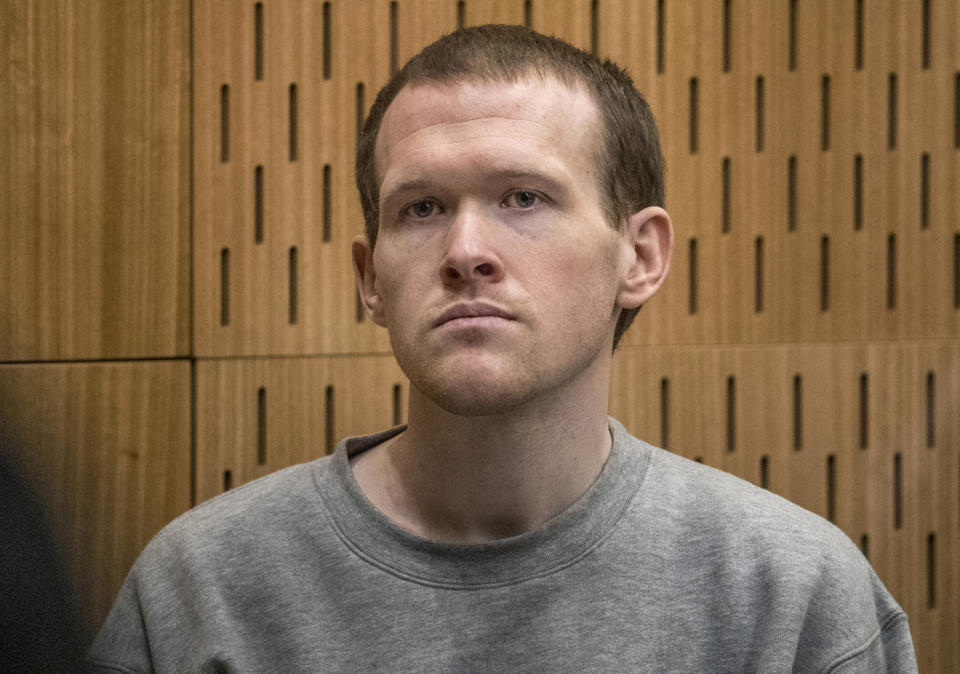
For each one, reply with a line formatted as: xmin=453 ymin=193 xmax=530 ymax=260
xmin=192 ymin=0 xmax=959 ymax=356
xmin=195 ymin=355 xmax=407 ymax=503
xmin=0 ymin=361 xmax=191 ymax=631
xmin=613 ymin=0 xmax=960 ymax=349
xmin=0 ymin=0 xmax=191 ymax=361
xmin=194 ymin=0 xmax=416 ymax=357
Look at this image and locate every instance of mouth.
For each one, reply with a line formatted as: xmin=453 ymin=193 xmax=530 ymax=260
xmin=433 ymin=302 xmax=516 ymax=328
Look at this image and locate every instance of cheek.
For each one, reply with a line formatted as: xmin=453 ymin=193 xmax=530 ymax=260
xmin=373 ymin=251 xmax=430 ymax=322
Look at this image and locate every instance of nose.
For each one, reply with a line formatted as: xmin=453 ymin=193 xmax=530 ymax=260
xmin=440 ymin=208 xmax=505 ymax=285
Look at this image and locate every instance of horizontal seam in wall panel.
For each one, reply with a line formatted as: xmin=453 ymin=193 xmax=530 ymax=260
xmin=193 ymin=351 xmax=398 ymax=362
xmin=0 ymin=356 xmax=195 ymax=367
xmin=615 ymin=338 xmax=960 ymax=354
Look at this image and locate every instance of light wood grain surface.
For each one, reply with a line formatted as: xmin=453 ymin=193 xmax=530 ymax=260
xmin=0 ymin=0 xmax=190 ymax=361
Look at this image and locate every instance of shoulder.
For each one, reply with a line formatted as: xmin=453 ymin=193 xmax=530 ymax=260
xmin=612 ymin=424 xmax=913 ymax=670
xmin=633 ymin=439 xmax=858 ymax=565
xmin=134 ymin=454 xmax=337 ymax=576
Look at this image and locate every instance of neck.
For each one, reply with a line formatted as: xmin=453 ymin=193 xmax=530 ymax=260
xmin=351 ymin=355 xmax=614 ymax=544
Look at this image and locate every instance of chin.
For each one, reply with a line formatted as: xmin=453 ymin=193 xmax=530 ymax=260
xmin=423 ymin=382 xmax=532 ymax=417
xmin=405 ymin=358 xmax=540 ymax=417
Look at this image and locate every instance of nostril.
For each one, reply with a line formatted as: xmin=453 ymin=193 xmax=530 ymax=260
xmin=475 ymin=262 xmax=493 ymax=276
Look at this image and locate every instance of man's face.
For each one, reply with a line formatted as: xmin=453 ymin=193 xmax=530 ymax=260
xmin=357 ymin=76 xmax=635 ymax=416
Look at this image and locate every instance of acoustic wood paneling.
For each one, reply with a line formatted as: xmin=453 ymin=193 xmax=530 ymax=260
xmin=193 ymin=0 xmax=958 ymax=356
xmin=195 ymin=355 xmax=407 ymax=503
xmin=0 ymin=361 xmax=191 ymax=631
xmin=0 ymin=0 xmax=191 ymax=361
xmin=604 ymin=0 xmax=960 ymax=348
xmin=193 ymin=0 xmax=393 ymax=356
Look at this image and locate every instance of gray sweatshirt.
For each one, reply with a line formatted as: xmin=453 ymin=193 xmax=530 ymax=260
xmin=88 ymin=419 xmax=916 ymax=672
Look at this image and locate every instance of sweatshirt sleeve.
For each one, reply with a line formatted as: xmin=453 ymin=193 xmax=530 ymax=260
xmin=86 ymin=574 xmax=153 ymax=674
xmin=825 ymin=611 xmax=917 ymax=673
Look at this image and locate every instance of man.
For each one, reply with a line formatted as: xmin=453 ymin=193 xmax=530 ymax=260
xmin=89 ymin=25 xmax=916 ymax=671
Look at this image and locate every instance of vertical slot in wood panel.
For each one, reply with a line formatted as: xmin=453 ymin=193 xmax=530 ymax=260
xmin=760 ymin=455 xmax=769 ymax=489
xmin=325 ymin=385 xmax=335 ymax=454
xmin=689 ymin=78 xmax=698 ymax=154
xmin=289 ymin=83 xmax=298 ymax=162
xmin=954 ymin=232 xmax=959 ymax=308
xmin=323 ymin=165 xmax=332 ymax=243
xmin=289 ymin=247 xmax=298 ymax=324
xmin=457 ymin=1 xmax=465 ymax=29
xmin=793 ymin=374 xmax=803 ymax=451
xmin=722 ymin=0 xmax=732 ymax=72
xmin=223 ymin=470 xmax=233 ymax=492
xmin=220 ymin=248 xmax=230 ymax=326
xmin=854 ymin=0 xmax=864 ymax=69
xmin=820 ymin=236 xmax=830 ymax=311
xmin=254 ymin=2 xmax=264 ymax=81
xmin=220 ymin=84 xmax=230 ymax=162
xmin=955 ymin=73 xmax=959 ymax=148
xmin=893 ymin=452 xmax=903 ymax=529
xmin=389 ymin=2 xmax=398 ymax=75
xmin=726 ymin=375 xmax=736 ymax=453
xmin=722 ymin=158 xmax=731 ymax=233
xmin=656 ymin=0 xmax=665 ymax=73
xmin=755 ymin=76 xmax=764 ymax=152
xmin=860 ymin=533 xmax=869 ymax=559
xmin=524 ymin=0 xmax=532 ymax=28
xmin=926 ymin=371 xmax=935 ymax=447
xmin=660 ymin=377 xmax=670 ymax=449
xmin=787 ymin=155 xmax=797 ymax=231
xmin=859 ymin=373 xmax=869 ymax=449
xmin=921 ymin=153 xmax=929 ymax=229
xmin=826 ymin=454 xmax=836 ymax=522
xmin=788 ymin=0 xmax=797 ymax=71
xmin=854 ymin=154 xmax=863 ymax=230
xmin=888 ymin=74 xmax=898 ymax=149
xmin=922 ymin=0 xmax=931 ymax=69
xmin=821 ymin=75 xmax=830 ymax=151
xmin=255 ymin=165 xmax=264 ymax=243
xmin=392 ymin=384 xmax=402 ymax=426
xmin=257 ymin=387 xmax=267 ymax=465
xmin=927 ymin=532 xmax=936 ymax=608
xmin=887 ymin=233 xmax=897 ymax=309
xmin=755 ymin=236 xmax=764 ymax=313
xmin=356 ymin=83 xmax=365 ymax=147
xmin=688 ymin=238 xmax=698 ymax=314
xmin=590 ymin=0 xmax=598 ymax=55
xmin=322 ymin=2 xmax=331 ymax=80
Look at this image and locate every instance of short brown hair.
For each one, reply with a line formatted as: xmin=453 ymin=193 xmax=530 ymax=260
xmin=355 ymin=24 xmax=665 ymax=348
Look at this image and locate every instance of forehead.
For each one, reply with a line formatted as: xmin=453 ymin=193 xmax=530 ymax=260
xmin=374 ymin=76 xmax=602 ymax=192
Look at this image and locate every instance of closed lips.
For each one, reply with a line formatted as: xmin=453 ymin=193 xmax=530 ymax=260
xmin=434 ymin=303 xmax=516 ymax=327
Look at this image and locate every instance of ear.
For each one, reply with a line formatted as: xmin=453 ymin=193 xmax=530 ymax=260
xmin=617 ymin=206 xmax=674 ymax=309
xmin=352 ymin=235 xmax=387 ymax=326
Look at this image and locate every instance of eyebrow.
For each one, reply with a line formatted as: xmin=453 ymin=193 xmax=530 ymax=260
xmin=380 ymin=168 xmax=566 ymax=205
xmin=381 ymin=178 xmax=434 ymax=203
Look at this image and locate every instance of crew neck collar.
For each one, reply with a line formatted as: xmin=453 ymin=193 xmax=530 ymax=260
xmin=315 ymin=418 xmax=651 ymax=588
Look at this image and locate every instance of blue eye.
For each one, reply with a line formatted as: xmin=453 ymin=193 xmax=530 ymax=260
xmin=405 ymin=200 xmax=437 ymax=218
xmin=507 ymin=191 xmax=538 ymax=208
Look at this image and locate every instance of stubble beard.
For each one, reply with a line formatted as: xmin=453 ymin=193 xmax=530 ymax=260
xmin=391 ymin=327 xmax=611 ymax=419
